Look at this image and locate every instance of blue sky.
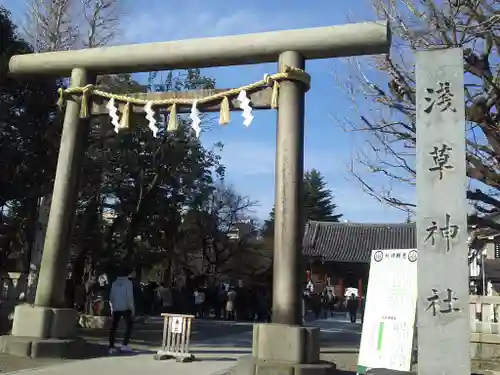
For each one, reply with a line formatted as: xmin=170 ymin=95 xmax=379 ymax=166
xmin=1 ymin=0 xmax=414 ymax=223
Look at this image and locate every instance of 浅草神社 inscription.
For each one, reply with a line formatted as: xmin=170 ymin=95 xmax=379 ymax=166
xmin=424 ymin=213 xmax=459 ymax=252
xmin=416 ymin=48 xmax=470 ymax=375
xmin=428 ymin=143 xmax=453 ymax=179
xmin=426 ymin=288 xmax=461 ymax=316
xmin=424 ymin=81 xmax=457 ymax=114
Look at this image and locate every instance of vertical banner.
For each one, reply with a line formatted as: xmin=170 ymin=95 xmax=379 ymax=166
xmin=416 ymin=48 xmax=470 ymax=375
xmin=357 ymin=249 xmax=418 ymax=373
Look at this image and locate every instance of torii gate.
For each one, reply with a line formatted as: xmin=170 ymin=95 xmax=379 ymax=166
xmin=1 ymin=22 xmax=390 ymax=371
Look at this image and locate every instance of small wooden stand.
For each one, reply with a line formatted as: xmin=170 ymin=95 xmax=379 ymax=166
xmin=154 ymin=313 xmax=195 ymax=362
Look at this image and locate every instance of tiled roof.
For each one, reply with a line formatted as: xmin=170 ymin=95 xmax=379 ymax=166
xmin=302 ymin=221 xmax=416 ymax=263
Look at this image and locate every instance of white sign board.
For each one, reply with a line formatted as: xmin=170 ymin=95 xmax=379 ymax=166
xmin=357 ymin=249 xmax=418 ymax=374
xmin=170 ymin=316 xmax=184 ymax=334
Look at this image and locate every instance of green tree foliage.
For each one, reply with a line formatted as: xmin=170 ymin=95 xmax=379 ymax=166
xmin=303 ymin=169 xmax=343 ymax=222
xmin=70 ymin=69 xmax=226 ymax=281
xmin=262 ymin=207 xmax=275 ymax=238
xmin=2 ymin=0 xmax=126 ymax=275
xmin=262 ymin=169 xmax=342 ymax=239
xmin=0 ymin=6 xmax=60 ymax=270
xmin=1 ymin=4 xmax=263 ymax=290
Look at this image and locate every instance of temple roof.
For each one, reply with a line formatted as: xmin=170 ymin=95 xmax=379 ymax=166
xmin=302 ymin=221 xmax=416 ymax=264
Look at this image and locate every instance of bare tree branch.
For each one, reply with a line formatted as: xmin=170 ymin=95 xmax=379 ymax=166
xmin=79 ymin=0 xmax=122 ymax=48
xmin=23 ymin=0 xmax=79 ymax=52
xmin=22 ymin=0 xmax=123 ymax=53
xmin=334 ymin=0 xmax=500 ymax=224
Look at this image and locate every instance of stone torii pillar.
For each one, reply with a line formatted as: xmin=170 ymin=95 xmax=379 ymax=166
xmin=0 ymin=22 xmax=390 ymax=365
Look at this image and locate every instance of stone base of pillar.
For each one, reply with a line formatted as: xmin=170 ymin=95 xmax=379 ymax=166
xmin=11 ymin=304 xmax=78 ymax=338
xmin=0 ymin=335 xmax=84 ymax=358
xmin=0 ymin=304 xmax=81 ymax=358
xmin=232 ymin=323 xmax=336 ymax=375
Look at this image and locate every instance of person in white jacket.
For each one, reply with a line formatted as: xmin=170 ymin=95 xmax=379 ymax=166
xmin=108 ymin=267 xmax=135 ymax=354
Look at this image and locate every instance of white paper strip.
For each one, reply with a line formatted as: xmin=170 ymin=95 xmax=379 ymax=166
xmin=144 ymin=101 xmax=159 ymax=138
xmin=237 ymin=90 xmax=254 ymax=127
xmin=189 ymin=101 xmax=202 ymax=138
xmin=106 ymin=98 xmax=120 ymax=133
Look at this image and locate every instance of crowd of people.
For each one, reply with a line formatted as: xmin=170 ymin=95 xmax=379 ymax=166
xmin=302 ymin=288 xmax=364 ymax=324
xmin=102 ymin=268 xmax=273 ymax=354
xmin=72 ymin=270 xmax=273 ymax=322
xmin=68 ymin=269 xmax=364 ymax=354
xmin=73 ymin=272 xmax=365 ymax=324
xmin=157 ymin=283 xmax=273 ymax=322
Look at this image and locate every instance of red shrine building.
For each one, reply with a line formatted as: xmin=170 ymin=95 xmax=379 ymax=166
xmin=302 ymin=221 xmax=417 ymax=299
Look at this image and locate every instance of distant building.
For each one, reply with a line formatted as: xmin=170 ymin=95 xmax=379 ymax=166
xmin=227 ymin=222 xmax=254 ymax=240
xmin=468 ymin=212 xmax=500 ymax=295
xmin=301 ymin=216 xmax=500 ymax=298
xmin=302 ymin=221 xmax=416 ymax=297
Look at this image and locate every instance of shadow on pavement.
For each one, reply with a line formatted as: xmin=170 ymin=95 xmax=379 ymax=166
xmin=77 ymin=319 xmax=253 ymax=349
xmin=71 ymin=342 xmax=155 ymax=360
xmin=192 ymin=349 xmax=252 ymax=355
xmin=321 ymin=349 xmax=359 ymax=354
xmin=194 ymin=357 xmax=238 ymax=362
xmin=335 ymin=371 xmax=357 ymax=375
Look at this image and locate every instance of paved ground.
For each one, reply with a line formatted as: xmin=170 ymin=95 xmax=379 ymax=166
xmin=81 ymin=316 xmax=255 ymax=348
xmin=0 ymin=315 xmax=361 ymax=374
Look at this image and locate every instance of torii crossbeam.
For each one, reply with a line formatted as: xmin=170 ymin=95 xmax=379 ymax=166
xmin=2 ymin=22 xmax=390 ymax=372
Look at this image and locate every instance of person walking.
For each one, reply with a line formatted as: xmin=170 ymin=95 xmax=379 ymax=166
xmin=326 ymin=289 xmax=335 ymax=318
xmin=158 ymin=283 xmax=172 ymax=314
xmin=216 ymin=284 xmax=227 ymax=319
xmin=360 ymin=296 xmax=366 ymax=325
xmin=193 ymin=288 xmax=205 ymax=317
xmin=226 ymin=287 xmax=237 ymax=321
xmin=108 ymin=267 xmax=135 ymax=354
xmin=347 ymin=293 xmax=358 ymax=324
xmin=128 ymin=270 xmax=142 ymax=317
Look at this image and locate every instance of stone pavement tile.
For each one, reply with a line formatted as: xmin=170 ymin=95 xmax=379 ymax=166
xmin=320 ymin=347 xmax=359 ymax=372
xmin=0 ymin=350 xmax=245 ymax=375
xmin=0 ymin=354 xmax=70 ymax=374
xmin=0 ymin=347 xmax=359 ymax=375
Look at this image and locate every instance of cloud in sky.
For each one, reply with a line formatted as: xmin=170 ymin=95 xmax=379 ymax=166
xmin=119 ymin=0 xmax=325 ymax=44
xmin=0 ymin=0 xmax=412 ymax=223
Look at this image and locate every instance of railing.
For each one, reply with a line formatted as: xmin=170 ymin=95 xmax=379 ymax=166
xmin=154 ymin=313 xmax=195 ymax=362
xmin=470 ymin=295 xmax=500 ymax=344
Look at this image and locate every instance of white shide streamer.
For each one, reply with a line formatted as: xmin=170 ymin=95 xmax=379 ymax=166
xmin=106 ymin=98 xmax=120 ymax=133
xmin=144 ymin=101 xmax=159 ymax=138
xmin=189 ymin=101 xmax=202 ymax=138
xmin=237 ymin=90 xmax=254 ymax=127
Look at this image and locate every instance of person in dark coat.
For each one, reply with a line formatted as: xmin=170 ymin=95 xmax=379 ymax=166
xmin=129 ymin=270 xmax=142 ymax=317
xmin=347 ymin=293 xmax=358 ymax=323
xmin=311 ymin=292 xmax=322 ymax=320
xmin=360 ymin=296 xmax=366 ymax=324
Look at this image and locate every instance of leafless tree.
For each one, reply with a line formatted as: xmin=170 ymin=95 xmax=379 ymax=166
xmin=23 ymin=0 xmax=122 ymax=52
xmin=19 ymin=0 xmax=125 ymax=291
xmin=23 ymin=0 xmax=79 ymax=52
xmin=173 ymin=183 xmax=259 ymax=279
xmin=79 ymin=0 xmax=122 ymax=48
xmin=334 ymin=0 xmax=500 ymax=229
